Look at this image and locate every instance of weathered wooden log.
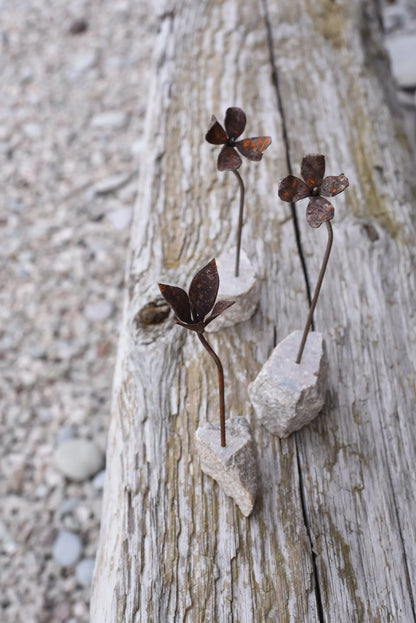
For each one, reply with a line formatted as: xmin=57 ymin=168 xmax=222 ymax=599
xmin=91 ymin=0 xmax=416 ymax=621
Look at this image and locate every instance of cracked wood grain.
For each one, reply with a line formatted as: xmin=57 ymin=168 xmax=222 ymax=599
xmin=91 ymin=1 xmax=416 ymax=621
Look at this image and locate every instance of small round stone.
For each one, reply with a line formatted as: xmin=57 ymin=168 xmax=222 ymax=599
xmin=75 ymin=558 xmax=95 ymax=587
xmin=54 ymin=438 xmax=104 ymax=481
xmin=53 ymin=530 xmax=82 ymax=567
xmin=84 ymin=300 xmax=114 ymax=322
xmin=92 ymin=469 xmax=106 ymax=490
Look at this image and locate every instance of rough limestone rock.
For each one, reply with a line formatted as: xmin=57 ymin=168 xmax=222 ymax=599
xmin=206 ymin=247 xmax=260 ymax=332
xmin=195 ymin=417 xmax=257 ymax=517
xmin=248 ymin=331 xmax=328 ymax=438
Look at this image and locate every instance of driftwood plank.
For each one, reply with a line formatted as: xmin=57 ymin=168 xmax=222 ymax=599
xmin=91 ymin=1 xmax=416 ymax=621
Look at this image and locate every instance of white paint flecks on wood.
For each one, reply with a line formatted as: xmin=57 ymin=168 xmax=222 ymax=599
xmin=195 ymin=417 xmax=258 ymax=517
xmin=91 ymin=0 xmax=416 ymax=621
xmin=248 ymin=330 xmax=327 ymax=437
xmin=206 ymin=247 xmax=260 ymax=332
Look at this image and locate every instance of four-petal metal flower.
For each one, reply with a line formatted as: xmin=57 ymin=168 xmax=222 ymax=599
xmin=159 ymin=259 xmax=234 ymax=447
xmin=206 ymin=107 xmax=271 ymax=172
xmin=278 ymin=153 xmax=349 ymax=228
xmin=205 ymin=107 xmax=271 ymax=277
xmin=278 ymin=154 xmax=349 ymax=364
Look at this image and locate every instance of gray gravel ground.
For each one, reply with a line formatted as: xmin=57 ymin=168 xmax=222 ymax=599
xmin=1 ymin=1 xmax=415 ymax=622
xmin=0 ymin=1 xmax=157 ymax=621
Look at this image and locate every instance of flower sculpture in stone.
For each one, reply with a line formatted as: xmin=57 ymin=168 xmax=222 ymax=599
xmin=248 ymin=155 xmax=349 ymax=438
xmin=278 ymin=153 xmax=349 ymax=362
xmin=159 ymin=259 xmax=234 ymax=446
xmin=205 ymin=107 xmax=271 ymax=276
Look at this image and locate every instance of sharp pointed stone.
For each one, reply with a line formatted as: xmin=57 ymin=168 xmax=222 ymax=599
xmin=195 ymin=417 xmax=258 ymax=517
xmin=206 ymin=247 xmax=260 ymax=331
xmin=249 ymin=331 xmax=328 ymax=438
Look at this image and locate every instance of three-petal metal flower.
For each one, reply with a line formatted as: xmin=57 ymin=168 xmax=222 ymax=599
xmin=205 ymin=107 xmax=271 ymax=171
xmin=278 ymin=153 xmax=349 ymax=228
xmin=205 ymin=107 xmax=271 ymax=277
xmin=158 ymin=259 xmax=234 ymax=333
xmin=159 ymin=259 xmax=234 ymax=447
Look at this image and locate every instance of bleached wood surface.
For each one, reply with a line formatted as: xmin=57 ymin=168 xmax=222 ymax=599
xmin=91 ymin=0 xmax=416 ymax=621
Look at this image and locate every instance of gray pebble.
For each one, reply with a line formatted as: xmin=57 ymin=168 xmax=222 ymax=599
xmin=56 ymin=425 xmax=76 ymax=444
xmin=107 ymin=206 xmax=132 ymax=230
xmin=53 ymin=530 xmax=82 ymax=567
xmin=75 ymin=558 xmax=96 ymax=587
xmin=54 ymin=438 xmax=104 ymax=481
xmin=22 ymin=122 xmax=42 ymax=139
xmin=91 ymin=111 xmax=128 ymax=130
xmin=68 ymin=50 xmax=98 ymax=79
xmin=92 ymin=469 xmax=106 ymax=490
xmin=59 ymin=498 xmax=80 ymax=517
xmin=84 ymin=300 xmax=114 ymax=322
xmin=94 ymin=173 xmax=130 ymax=195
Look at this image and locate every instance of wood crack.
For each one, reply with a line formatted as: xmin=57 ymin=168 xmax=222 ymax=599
xmin=261 ymin=0 xmax=314 ymax=317
xmin=376 ymin=409 xmax=416 ymax=622
xmin=295 ymin=438 xmax=325 ymax=623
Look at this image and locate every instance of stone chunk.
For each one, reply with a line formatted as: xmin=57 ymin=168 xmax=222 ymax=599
xmin=206 ymin=247 xmax=260 ymax=332
xmin=195 ymin=417 xmax=257 ymax=517
xmin=248 ymin=330 xmax=328 ymax=438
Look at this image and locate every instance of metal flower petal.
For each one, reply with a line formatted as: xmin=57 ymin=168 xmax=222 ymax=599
xmin=189 ymin=258 xmax=220 ymax=322
xmin=301 ymin=154 xmax=326 ymax=190
xmin=205 ymin=300 xmax=235 ymax=326
xmin=224 ymin=107 xmax=246 ymax=139
xmin=306 ymin=196 xmax=334 ymax=228
xmin=235 ymin=136 xmax=272 ymax=161
xmin=205 ymin=115 xmax=227 ymax=145
xmin=319 ymin=174 xmax=349 ymax=197
xmin=217 ymin=144 xmax=242 ymax=171
xmin=158 ymin=283 xmax=192 ymax=323
xmin=278 ymin=175 xmax=310 ymax=202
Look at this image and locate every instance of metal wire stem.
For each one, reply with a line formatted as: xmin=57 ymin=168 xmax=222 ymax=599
xmin=296 ymin=220 xmax=333 ymax=364
xmin=197 ymin=332 xmax=226 ymax=447
xmin=232 ymin=169 xmax=245 ymax=278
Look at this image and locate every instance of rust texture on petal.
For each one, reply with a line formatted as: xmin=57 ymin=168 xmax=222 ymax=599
xmin=205 ymin=116 xmax=227 ymax=145
xmin=159 ymin=260 xmax=234 ymax=332
xmin=236 ymin=137 xmax=271 ymax=161
xmin=158 ymin=284 xmax=192 ymax=324
xmin=224 ymin=107 xmax=246 ymax=139
xmin=189 ymin=259 xmax=219 ymax=322
xmin=301 ymin=154 xmax=326 ymax=190
xmin=218 ymin=145 xmax=242 ymax=171
xmin=278 ymin=175 xmax=310 ymax=202
xmin=306 ymin=196 xmax=334 ymax=228
xmin=320 ymin=174 xmax=349 ymax=197
xmin=206 ymin=107 xmax=271 ymax=172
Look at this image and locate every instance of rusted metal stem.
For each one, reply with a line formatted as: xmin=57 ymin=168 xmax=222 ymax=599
xmin=197 ymin=332 xmax=226 ymax=447
xmin=296 ymin=220 xmax=333 ymax=364
xmin=232 ymin=169 xmax=245 ymax=278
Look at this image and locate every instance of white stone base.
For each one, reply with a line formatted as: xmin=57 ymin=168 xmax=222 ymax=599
xmin=206 ymin=247 xmax=260 ymax=332
xmin=248 ymin=330 xmax=328 ymax=438
xmin=195 ymin=417 xmax=257 ymax=517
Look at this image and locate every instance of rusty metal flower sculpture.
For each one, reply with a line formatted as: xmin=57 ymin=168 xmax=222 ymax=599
xmin=278 ymin=153 xmax=348 ymax=228
xmin=206 ymin=107 xmax=271 ymax=277
xmin=278 ymin=154 xmax=349 ymax=364
xmin=159 ymin=259 xmax=234 ymax=447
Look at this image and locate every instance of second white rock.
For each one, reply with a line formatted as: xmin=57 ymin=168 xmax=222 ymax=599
xmin=248 ymin=330 xmax=328 ymax=438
